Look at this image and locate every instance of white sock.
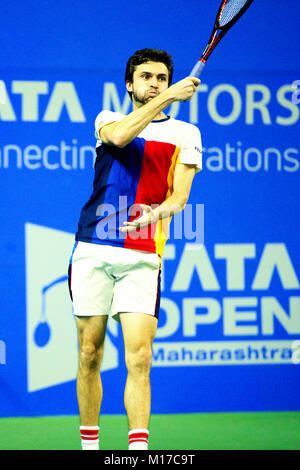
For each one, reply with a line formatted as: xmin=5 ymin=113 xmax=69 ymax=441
xmin=80 ymin=425 xmax=99 ymax=450
xmin=128 ymin=429 xmax=149 ymax=450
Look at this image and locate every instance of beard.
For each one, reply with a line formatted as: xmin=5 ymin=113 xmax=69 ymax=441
xmin=132 ymin=89 xmax=158 ymax=106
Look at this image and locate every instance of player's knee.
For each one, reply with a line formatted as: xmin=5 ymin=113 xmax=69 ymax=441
xmin=78 ymin=341 xmax=102 ymax=372
xmin=125 ymin=345 xmax=152 ymax=377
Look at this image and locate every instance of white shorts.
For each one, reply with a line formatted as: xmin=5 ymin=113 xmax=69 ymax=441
xmin=68 ymin=241 xmax=161 ymax=322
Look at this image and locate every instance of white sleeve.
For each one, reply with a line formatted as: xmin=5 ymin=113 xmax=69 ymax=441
xmin=178 ymin=124 xmax=203 ymax=173
xmin=94 ymin=110 xmax=125 ymax=142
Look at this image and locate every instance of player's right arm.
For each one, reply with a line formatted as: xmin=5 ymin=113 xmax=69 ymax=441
xmin=99 ymin=77 xmax=200 ymax=148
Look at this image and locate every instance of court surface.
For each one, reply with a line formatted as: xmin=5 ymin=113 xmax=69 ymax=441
xmin=0 ymin=411 xmax=299 ymax=450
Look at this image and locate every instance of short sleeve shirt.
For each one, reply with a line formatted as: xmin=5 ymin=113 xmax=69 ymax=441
xmin=75 ymin=111 xmax=202 ymax=256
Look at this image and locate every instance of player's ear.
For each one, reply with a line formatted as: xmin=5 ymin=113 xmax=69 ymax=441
xmin=126 ymin=81 xmax=133 ymax=93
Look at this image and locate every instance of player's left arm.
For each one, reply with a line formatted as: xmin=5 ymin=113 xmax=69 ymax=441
xmin=119 ymin=163 xmax=197 ymax=232
xmin=152 ymin=163 xmax=197 ymax=219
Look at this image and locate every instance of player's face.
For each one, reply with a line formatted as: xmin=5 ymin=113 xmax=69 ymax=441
xmin=127 ymin=61 xmax=169 ymax=107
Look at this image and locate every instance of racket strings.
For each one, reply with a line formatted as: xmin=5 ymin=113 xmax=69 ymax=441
xmin=218 ymin=0 xmax=250 ymax=27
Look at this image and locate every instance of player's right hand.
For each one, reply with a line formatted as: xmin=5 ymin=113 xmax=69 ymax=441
xmin=166 ymin=77 xmax=201 ymax=102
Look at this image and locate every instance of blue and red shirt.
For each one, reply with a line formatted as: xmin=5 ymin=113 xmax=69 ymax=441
xmin=75 ymin=110 xmax=202 ymax=256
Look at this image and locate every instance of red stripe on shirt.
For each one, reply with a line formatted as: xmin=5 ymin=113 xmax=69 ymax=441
xmin=124 ymin=140 xmax=177 ymax=252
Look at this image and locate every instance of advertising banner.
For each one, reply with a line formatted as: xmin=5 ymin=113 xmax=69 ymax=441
xmin=0 ymin=0 xmax=299 ymax=416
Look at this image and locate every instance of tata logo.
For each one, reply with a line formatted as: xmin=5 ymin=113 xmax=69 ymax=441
xmin=0 ymin=81 xmax=86 ymax=122
xmin=2 ymin=80 xmax=300 ymax=125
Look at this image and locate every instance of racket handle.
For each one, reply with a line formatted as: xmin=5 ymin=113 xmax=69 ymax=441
xmin=190 ymin=60 xmax=206 ymax=78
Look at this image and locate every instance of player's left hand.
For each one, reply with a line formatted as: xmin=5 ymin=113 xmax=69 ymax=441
xmin=119 ymin=204 xmax=158 ymax=232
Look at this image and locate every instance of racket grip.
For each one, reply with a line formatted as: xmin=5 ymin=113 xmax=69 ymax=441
xmin=190 ymin=60 xmax=206 ymax=78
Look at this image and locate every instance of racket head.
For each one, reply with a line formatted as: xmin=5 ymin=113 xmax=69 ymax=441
xmin=215 ymin=0 xmax=254 ymax=30
xmin=190 ymin=0 xmax=254 ymax=77
xmin=200 ymin=0 xmax=253 ymax=63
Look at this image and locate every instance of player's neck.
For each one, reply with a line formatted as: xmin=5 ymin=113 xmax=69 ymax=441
xmin=132 ymin=101 xmax=167 ymax=121
xmin=152 ymin=111 xmax=167 ymax=121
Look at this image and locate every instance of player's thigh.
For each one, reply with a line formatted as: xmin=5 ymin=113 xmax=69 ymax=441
xmin=75 ymin=315 xmax=108 ymax=351
xmin=120 ymin=312 xmax=158 ymax=356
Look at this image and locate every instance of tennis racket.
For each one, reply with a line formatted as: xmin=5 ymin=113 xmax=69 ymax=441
xmin=190 ymin=0 xmax=254 ymax=77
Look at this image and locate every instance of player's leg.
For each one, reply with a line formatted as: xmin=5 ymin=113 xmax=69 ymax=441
xmin=75 ymin=315 xmax=108 ymax=426
xmin=110 ymin=246 xmax=161 ymax=449
xmin=68 ymin=241 xmax=114 ymax=449
xmin=120 ymin=312 xmax=158 ymax=449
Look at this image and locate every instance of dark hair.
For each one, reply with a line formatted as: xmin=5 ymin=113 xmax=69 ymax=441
xmin=125 ymin=48 xmax=174 ymax=100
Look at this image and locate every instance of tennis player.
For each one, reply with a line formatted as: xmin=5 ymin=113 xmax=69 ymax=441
xmin=68 ymin=48 xmax=202 ymax=450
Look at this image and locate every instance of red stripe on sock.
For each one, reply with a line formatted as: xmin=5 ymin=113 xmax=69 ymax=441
xmin=129 ymin=431 xmax=149 ymax=444
xmin=80 ymin=428 xmax=99 ymax=441
xmin=129 ymin=432 xmax=148 ymax=439
xmin=80 ymin=429 xmax=99 ymax=436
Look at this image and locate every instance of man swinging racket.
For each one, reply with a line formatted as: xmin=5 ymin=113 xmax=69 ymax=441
xmin=68 ymin=48 xmax=202 ymax=450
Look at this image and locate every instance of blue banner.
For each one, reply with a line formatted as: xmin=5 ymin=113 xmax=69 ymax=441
xmin=0 ymin=0 xmax=299 ymax=417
